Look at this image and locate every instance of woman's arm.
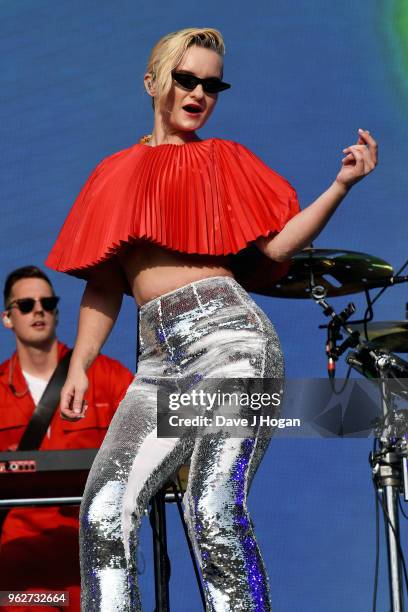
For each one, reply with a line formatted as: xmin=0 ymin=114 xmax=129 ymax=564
xmin=60 ymin=258 xmax=127 ymax=419
xmin=256 ymin=129 xmax=378 ymax=262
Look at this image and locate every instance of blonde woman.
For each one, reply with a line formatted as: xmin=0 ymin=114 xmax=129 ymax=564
xmin=47 ymin=27 xmax=377 ymax=611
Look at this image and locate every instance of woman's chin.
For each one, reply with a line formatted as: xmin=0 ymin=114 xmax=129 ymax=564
xmin=170 ymin=116 xmax=208 ymax=133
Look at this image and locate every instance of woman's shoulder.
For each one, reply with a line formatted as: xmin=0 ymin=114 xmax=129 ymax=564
xmin=203 ymin=138 xmax=296 ymax=188
xmin=198 ymin=137 xmax=248 ymax=150
xmin=87 ymin=138 xmax=295 ymax=195
xmin=201 ymin=138 xmax=274 ymax=162
xmin=91 ymin=142 xmax=142 ymax=170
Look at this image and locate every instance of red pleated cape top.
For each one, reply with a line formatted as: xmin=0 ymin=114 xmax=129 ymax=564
xmin=46 ymin=138 xmax=300 ymax=295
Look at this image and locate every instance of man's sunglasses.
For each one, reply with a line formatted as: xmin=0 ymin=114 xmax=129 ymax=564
xmin=172 ymin=71 xmax=231 ymax=94
xmin=7 ymin=296 xmax=60 ymax=314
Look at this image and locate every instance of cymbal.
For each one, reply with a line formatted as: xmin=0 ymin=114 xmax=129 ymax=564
xmin=348 ymin=321 xmax=408 ymax=353
xmin=231 ymin=248 xmax=394 ymax=298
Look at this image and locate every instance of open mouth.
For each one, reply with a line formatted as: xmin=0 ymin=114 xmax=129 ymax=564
xmin=183 ymin=104 xmax=202 ymax=114
xmin=32 ymin=321 xmax=46 ymax=329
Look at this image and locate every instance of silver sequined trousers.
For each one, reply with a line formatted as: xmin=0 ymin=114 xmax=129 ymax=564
xmin=80 ymin=276 xmax=284 ymax=611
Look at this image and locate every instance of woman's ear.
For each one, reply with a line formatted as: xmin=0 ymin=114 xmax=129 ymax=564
xmin=144 ymin=73 xmax=156 ymax=98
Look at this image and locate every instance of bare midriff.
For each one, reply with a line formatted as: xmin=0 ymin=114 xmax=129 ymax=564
xmin=118 ymin=240 xmax=235 ymax=306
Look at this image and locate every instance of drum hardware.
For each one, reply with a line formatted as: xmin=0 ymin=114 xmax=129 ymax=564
xmin=252 ymin=248 xmax=396 ymax=298
xmin=251 ymin=246 xmax=408 ymax=608
xmin=311 ymin=289 xmax=360 ymax=378
xmin=270 ymin=248 xmax=408 ymax=609
xmin=347 ymin=321 xmax=408 ymax=354
xmin=149 ymin=464 xmax=206 ymax=612
xmin=365 ymin=354 xmax=408 ymax=612
xmin=326 ymin=331 xmax=408 ymax=611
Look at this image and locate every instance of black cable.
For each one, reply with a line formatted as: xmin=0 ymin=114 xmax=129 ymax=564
xmin=329 ymin=364 xmax=352 ymax=395
xmin=363 ymin=289 xmax=374 ymax=343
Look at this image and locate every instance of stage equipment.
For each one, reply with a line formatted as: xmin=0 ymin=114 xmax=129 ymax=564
xmin=347 ymin=321 xmax=408 ymax=354
xmin=272 ymin=248 xmax=407 ymax=611
xmin=232 ymin=247 xmax=399 ymax=298
xmin=0 ymin=449 xmax=97 ymax=506
xmin=0 ymin=450 xmax=199 ymax=611
xmin=149 ymin=464 xmax=206 ymax=611
xmin=347 ymin=345 xmax=408 ymax=612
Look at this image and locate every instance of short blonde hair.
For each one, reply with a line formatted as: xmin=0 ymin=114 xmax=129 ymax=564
xmin=146 ymin=28 xmax=225 ymax=107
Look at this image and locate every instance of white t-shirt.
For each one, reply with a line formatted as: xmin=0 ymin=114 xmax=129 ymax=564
xmin=22 ymin=370 xmax=51 ymax=438
xmin=22 ymin=370 xmax=48 ymax=406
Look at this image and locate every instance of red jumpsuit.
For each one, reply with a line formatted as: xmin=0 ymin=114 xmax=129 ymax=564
xmin=0 ymin=342 xmax=133 ymax=611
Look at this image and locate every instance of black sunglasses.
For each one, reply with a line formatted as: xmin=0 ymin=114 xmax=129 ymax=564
xmin=7 ymin=296 xmax=60 ymax=314
xmin=172 ymin=71 xmax=231 ymax=94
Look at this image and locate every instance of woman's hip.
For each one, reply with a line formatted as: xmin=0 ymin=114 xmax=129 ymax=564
xmin=137 ymin=275 xmax=284 ymax=379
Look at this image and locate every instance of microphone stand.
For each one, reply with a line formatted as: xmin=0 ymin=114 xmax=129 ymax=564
xmin=311 ymin=284 xmax=360 ymax=378
xmin=368 ymin=356 xmax=406 ymax=612
xmin=312 ymin=284 xmax=408 ymax=610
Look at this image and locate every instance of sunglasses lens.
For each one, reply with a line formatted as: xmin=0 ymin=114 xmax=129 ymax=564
xmin=208 ymin=81 xmax=230 ymax=93
xmin=17 ymin=299 xmax=35 ymax=314
xmin=173 ymin=73 xmax=196 ymax=90
xmin=172 ymin=72 xmax=231 ymax=94
xmin=41 ymin=297 xmax=59 ymax=311
xmin=11 ymin=296 xmax=59 ymax=314
xmin=203 ymin=80 xmax=222 ymax=94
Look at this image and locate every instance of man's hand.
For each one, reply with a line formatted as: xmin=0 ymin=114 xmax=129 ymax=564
xmin=60 ymin=367 xmax=89 ymax=421
xmin=336 ymin=128 xmax=378 ymax=190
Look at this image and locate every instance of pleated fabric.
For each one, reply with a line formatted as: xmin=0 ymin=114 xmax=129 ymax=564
xmin=46 ymin=138 xmax=299 ymax=267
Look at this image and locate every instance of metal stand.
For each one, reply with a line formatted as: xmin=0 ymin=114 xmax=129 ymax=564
xmin=149 ymin=482 xmax=206 ymax=612
xmin=312 ymin=284 xmax=408 ymax=610
xmin=370 ymin=364 xmax=407 ymax=611
xmin=348 ymin=345 xmax=408 ymax=610
xmin=150 ymin=490 xmax=171 ymax=612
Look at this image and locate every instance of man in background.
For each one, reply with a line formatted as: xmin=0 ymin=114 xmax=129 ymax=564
xmin=0 ymin=266 xmax=133 ymax=611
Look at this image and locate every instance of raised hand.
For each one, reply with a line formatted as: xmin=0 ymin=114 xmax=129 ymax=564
xmin=336 ymin=129 xmax=378 ymax=190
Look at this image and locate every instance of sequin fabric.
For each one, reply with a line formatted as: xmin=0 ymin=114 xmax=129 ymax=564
xmin=80 ymin=276 xmax=284 ymax=611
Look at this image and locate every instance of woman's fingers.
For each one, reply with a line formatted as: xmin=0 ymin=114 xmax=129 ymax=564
xmin=72 ymin=390 xmax=86 ymax=414
xmin=357 ymin=129 xmax=378 ymax=164
xmin=60 ymin=380 xmax=88 ymax=420
xmin=337 ymin=129 xmax=378 ymax=187
xmin=60 ymin=398 xmax=87 ymax=421
xmin=343 ymin=130 xmax=378 ymax=165
xmin=60 ymin=385 xmax=73 ymax=414
xmin=341 ymin=148 xmax=364 ymax=165
xmin=341 ymin=153 xmax=354 ymax=163
xmin=59 ymin=367 xmax=89 ymax=421
xmin=342 ymin=145 xmax=368 ymax=169
xmin=343 ymin=144 xmax=366 ymax=153
xmin=341 ymin=144 xmax=375 ymax=173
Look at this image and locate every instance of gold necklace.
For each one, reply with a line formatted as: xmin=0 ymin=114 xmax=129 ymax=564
xmin=139 ymin=134 xmax=152 ymax=144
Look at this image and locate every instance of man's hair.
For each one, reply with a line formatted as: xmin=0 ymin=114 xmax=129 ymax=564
xmin=146 ymin=28 xmax=225 ymax=108
xmin=4 ymin=266 xmax=54 ymax=307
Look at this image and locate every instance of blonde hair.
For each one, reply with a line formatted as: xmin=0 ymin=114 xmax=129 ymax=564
xmin=146 ymin=28 xmax=225 ymax=107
